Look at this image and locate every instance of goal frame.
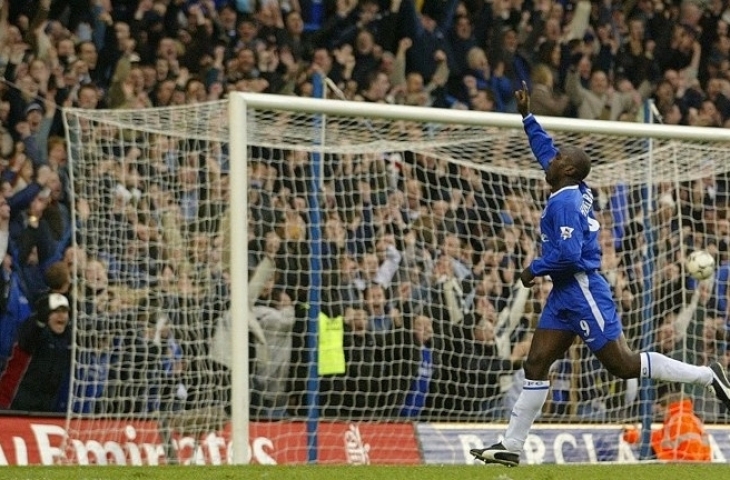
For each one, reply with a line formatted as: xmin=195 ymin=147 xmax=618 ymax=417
xmin=229 ymin=91 xmax=730 ymax=465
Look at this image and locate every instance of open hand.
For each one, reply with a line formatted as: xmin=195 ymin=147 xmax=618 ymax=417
xmin=515 ymin=80 xmax=530 ymax=118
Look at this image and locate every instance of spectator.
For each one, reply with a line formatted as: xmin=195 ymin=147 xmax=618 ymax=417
xmin=282 ymin=10 xmax=313 ymax=62
xmin=44 ymin=259 xmax=70 ymax=295
xmin=76 ymin=40 xmax=102 ymax=86
xmin=654 ymin=281 xmax=704 ymax=365
xmin=208 ymin=239 xmax=272 ymax=413
xmin=498 ymin=304 xmax=536 ymax=420
xmin=17 ymin=100 xmax=54 ymax=166
xmin=399 ymin=0 xmax=458 ymax=85
xmin=252 ymin=288 xmax=296 ymax=418
xmin=400 ymin=314 xmax=435 ymax=417
xmin=533 ymin=40 xmax=565 ymax=93
xmin=615 ymin=16 xmax=661 ymax=98
xmin=705 ymin=78 xmax=730 ymax=124
xmin=447 ymin=14 xmax=477 ymax=79
xmin=142 ymin=311 xmax=185 ymax=414
xmin=488 ymin=27 xmax=529 ymax=110
xmin=335 ymin=254 xmax=364 ymax=311
xmin=16 ymin=187 xmax=63 ymax=299
xmin=72 ymin=327 xmax=111 ymax=415
xmin=335 ymin=307 xmax=380 ymax=417
xmin=624 ymin=388 xmax=711 ymax=462
xmin=79 ymin=257 xmax=110 ymax=318
xmin=363 ymin=283 xmax=398 ymax=333
xmin=460 ymin=47 xmax=511 ymax=112
xmin=0 ymin=292 xmax=71 ymax=412
xmin=353 ymin=69 xmax=392 ymax=103
xmin=3 ymin=145 xmax=31 ymax=195
xmin=426 ymin=252 xmax=467 ymax=415
xmin=529 ymin=63 xmax=570 ymax=117
xmin=566 ymin=66 xmax=638 ymax=121
xmin=0 ymin=194 xmax=26 ymax=371
xmin=228 ymin=14 xmax=265 ymax=55
xmin=0 ymin=100 xmax=12 ymax=157
xmin=321 ymin=0 xmax=397 ymax=54
xmin=464 ymin=298 xmax=519 ymax=418
xmin=655 ymin=23 xmax=702 ymax=86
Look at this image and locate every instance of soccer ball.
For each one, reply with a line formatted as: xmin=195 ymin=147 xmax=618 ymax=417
xmin=685 ymin=250 xmax=715 ymax=280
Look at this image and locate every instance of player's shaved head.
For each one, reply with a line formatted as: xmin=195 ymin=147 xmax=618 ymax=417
xmin=545 ymin=146 xmax=592 ymax=187
xmin=561 ymin=146 xmax=591 ymax=181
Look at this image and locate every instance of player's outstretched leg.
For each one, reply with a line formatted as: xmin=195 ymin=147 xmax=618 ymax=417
xmin=709 ymin=361 xmax=730 ymax=410
xmin=470 ymin=442 xmax=520 ymax=467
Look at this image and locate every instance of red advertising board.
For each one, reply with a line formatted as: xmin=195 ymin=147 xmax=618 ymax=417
xmin=0 ymin=416 xmax=420 ymax=465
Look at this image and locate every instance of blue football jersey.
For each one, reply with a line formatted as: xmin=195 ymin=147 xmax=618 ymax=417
xmin=523 ymin=114 xmax=602 ymax=280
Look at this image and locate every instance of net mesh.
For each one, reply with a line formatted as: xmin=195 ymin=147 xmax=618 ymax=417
xmin=61 ymin=98 xmax=730 ymax=465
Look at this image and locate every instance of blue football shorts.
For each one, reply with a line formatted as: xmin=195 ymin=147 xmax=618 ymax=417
xmin=538 ymin=271 xmax=623 ymax=352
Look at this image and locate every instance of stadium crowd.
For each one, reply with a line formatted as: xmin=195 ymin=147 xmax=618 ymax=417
xmin=0 ymin=0 xmax=729 ymax=423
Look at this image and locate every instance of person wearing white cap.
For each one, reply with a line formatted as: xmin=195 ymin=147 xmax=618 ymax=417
xmin=0 ymin=293 xmax=71 ymax=412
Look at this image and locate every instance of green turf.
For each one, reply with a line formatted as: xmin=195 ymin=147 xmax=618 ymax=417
xmin=0 ymin=464 xmax=725 ymax=480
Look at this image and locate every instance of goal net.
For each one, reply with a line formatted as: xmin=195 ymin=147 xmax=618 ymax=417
xmin=61 ymin=93 xmax=730 ymax=465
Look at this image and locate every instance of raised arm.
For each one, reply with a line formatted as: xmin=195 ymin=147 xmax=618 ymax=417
xmin=515 ymin=82 xmax=559 ymax=171
xmin=674 ymin=280 xmax=704 ymax=344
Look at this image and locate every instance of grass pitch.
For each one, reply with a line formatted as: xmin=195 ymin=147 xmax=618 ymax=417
xmin=0 ymin=464 xmax=724 ymax=480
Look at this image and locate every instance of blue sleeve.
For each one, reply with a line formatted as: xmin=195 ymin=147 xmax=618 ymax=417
xmin=490 ymin=76 xmax=513 ymax=112
xmin=8 ymin=183 xmax=43 ymax=216
xmin=91 ymin=4 xmax=108 ymax=52
xmin=204 ymin=67 xmax=222 ymax=89
xmin=439 ymin=0 xmax=460 ymax=34
xmin=23 ymin=134 xmax=44 ymax=167
xmin=523 ymin=113 xmax=559 ymax=171
xmin=530 ymin=207 xmax=584 ymax=276
xmin=400 ymin=0 xmax=424 ymax=40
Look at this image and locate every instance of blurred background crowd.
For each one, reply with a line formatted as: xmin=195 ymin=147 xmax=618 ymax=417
xmin=0 ymin=0 xmax=729 ymax=423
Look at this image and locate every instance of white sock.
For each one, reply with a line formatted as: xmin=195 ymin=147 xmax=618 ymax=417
xmin=641 ymin=352 xmax=713 ymax=386
xmin=502 ymin=379 xmax=549 ymax=452
xmin=624 ymin=378 xmax=638 ymax=405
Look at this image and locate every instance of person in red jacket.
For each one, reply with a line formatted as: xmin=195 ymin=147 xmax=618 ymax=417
xmin=624 ymin=389 xmax=711 ymax=462
xmin=0 ymin=293 xmax=71 ymax=412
